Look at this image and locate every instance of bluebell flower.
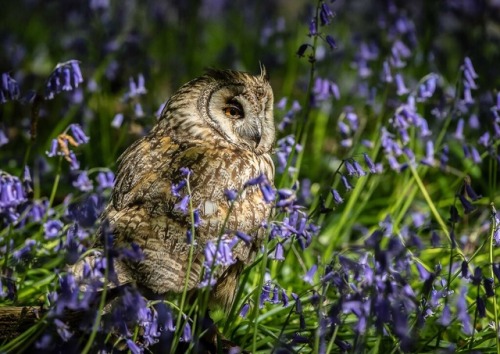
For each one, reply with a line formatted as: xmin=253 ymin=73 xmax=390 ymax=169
xmin=174 ymin=195 xmax=190 ymax=214
xmin=124 ymin=74 xmax=147 ymax=101
xmin=69 ymin=124 xmax=90 ymax=144
xmin=303 ymin=264 xmax=317 ymax=284
xmin=308 ymin=19 xmax=317 ymax=36
xmin=171 ymin=180 xmax=187 ymax=197
xmin=239 ymin=303 xmax=250 ymax=318
xmin=276 ymin=135 xmax=300 ymax=174
xmin=1 ymin=72 xmax=20 ymax=103
xmin=45 ymin=60 xmax=84 ymax=100
xmin=259 ymin=179 xmax=276 ymax=203
xmin=136 ymin=74 xmax=147 ymax=95
xmin=270 ymin=242 xmax=285 ymax=261
xmin=313 ymin=78 xmax=340 ymax=102
xmin=325 ymin=35 xmax=337 ymax=50
xmin=296 ymin=44 xmax=309 ymax=57
xmin=224 ymin=188 xmax=238 ymax=201
xmin=352 ymin=160 xmax=366 ymax=176
xmin=403 ymin=147 xmax=415 ymax=162
xmin=276 ymin=97 xmax=287 ymax=110
xmin=46 ymin=138 xmax=59 ymax=157
xmin=338 ymin=121 xmax=350 ymax=136
xmin=275 ymin=188 xmax=296 ymax=209
xmin=478 ymin=132 xmax=490 ymax=147
xmin=439 ymin=144 xmax=449 ymax=169
xmin=281 ymin=289 xmax=289 ymax=307
xmin=464 ymin=180 xmax=481 ymax=201
xmin=90 ymin=0 xmax=110 ymax=10
xmin=193 ymin=209 xmax=201 ymax=227
xmin=430 ymin=230 xmax=440 ymax=247
xmin=96 ymin=171 xmax=115 ymax=189
xmin=134 ymin=103 xmax=145 ymax=118
xmin=463 ymin=57 xmax=478 ymax=85
xmin=417 ymin=73 xmax=438 ymax=101
xmin=395 ymin=73 xmax=409 ymax=95
xmin=387 ymin=155 xmax=401 ymax=171
xmin=462 ymin=86 xmax=474 ymax=104
xmin=483 ymin=277 xmax=494 ymax=297
xmin=415 ymin=262 xmax=431 ymax=281
xmin=54 ymin=319 xmax=73 ymax=341
xmin=299 ymin=313 xmax=306 ymax=330
xmin=44 ymin=219 xmax=64 ymax=239
xmin=126 ymin=339 xmax=142 ymax=354
xmin=362 ymin=153 xmax=376 ymax=173
xmin=119 ymin=242 xmax=144 ymax=262
xmin=438 ymin=304 xmax=452 ymax=326
xmin=181 ymin=321 xmax=192 ymax=343
xmin=67 ymin=194 xmax=101 ymax=228
xmin=420 ymin=140 xmax=435 ymax=166
xmin=68 ymin=151 xmax=80 ymax=170
xmin=343 ymin=299 xmax=370 ymax=334
xmin=180 ymin=167 xmax=192 ymax=176
xmin=341 ymin=175 xmax=353 ymax=191
xmin=460 ymin=260 xmax=469 ymax=278
xmin=319 ymin=3 xmax=335 ymax=26
xmin=186 ymin=229 xmax=193 ymax=244
xmin=111 ymin=113 xmax=124 ymax=128
xmin=331 ymin=189 xmax=343 ymax=205
xmin=35 ymin=334 xmax=53 ymax=350
xmin=382 ymin=60 xmax=393 ymax=82
xmin=259 ymin=283 xmax=271 ymax=308
xmin=457 ymin=286 xmax=472 ymax=334
xmin=390 ymin=40 xmax=411 ymax=68
xmin=344 ymin=161 xmax=357 ymax=176
xmin=493 ymin=264 xmax=500 ymax=281
xmin=493 ymin=222 xmax=500 ymax=246
xmin=457 ymin=194 xmax=475 ymax=214
xmin=200 ymin=238 xmax=237 ymax=288
xmin=469 ymin=146 xmax=481 ymax=163
xmin=73 ymin=171 xmax=93 ymax=192
xmin=23 ymin=166 xmax=32 ymax=185
xmin=0 ymin=127 xmax=8 ymax=146
xmin=470 ymin=266 xmax=482 ymax=286
xmin=454 ymin=118 xmax=465 ymax=141
xmin=291 ymin=333 xmax=309 ymax=344
xmin=291 ymin=292 xmax=302 ymax=314
xmin=12 ymin=239 xmax=36 ymax=260
xmin=235 ymin=230 xmax=252 ymax=245
xmin=270 ymin=286 xmax=280 ymax=304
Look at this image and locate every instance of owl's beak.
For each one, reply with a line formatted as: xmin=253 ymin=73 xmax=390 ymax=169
xmin=252 ymin=120 xmax=263 ymax=147
xmin=241 ymin=119 xmax=262 ymax=149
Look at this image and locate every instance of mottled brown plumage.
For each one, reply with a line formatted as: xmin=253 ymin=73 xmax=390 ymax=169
xmin=106 ymin=68 xmax=275 ymax=308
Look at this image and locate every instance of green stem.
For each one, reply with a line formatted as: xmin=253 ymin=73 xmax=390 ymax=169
xmin=408 ymin=164 xmax=464 ymax=259
xmin=252 ymin=234 xmax=269 ymax=353
xmin=47 ymin=156 xmax=63 ymax=214
xmin=172 ymin=174 xmax=197 ymax=351
xmin=489 ymin=203 xmax=500 ymax=354
xmin=81 ymin=233 xmax=109 ymax=354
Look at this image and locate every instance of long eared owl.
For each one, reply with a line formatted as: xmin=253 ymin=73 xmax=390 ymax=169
xmin=106 ymin=67 xmax=275 ymax=309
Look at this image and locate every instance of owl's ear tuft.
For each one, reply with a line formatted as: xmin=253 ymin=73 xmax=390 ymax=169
xmin=259 ymin=62 xmax=269 ymax=82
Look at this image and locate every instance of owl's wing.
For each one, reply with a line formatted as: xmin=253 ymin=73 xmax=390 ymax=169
xmin=106 ymin=135 xmax=204 ymax=294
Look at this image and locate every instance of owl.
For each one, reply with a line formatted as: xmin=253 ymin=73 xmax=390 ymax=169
xmin=105 ymin=67 xmax=275 ymax=310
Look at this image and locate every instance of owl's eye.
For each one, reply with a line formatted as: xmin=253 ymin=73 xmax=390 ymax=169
xmin=223 ymin=102 xmax=244 ymax=119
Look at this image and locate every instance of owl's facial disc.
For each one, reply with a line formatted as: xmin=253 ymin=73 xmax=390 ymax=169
xmin=206 ymin=85 xmax=274 ymax=154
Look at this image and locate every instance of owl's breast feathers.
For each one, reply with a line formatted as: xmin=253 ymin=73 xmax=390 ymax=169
xmin=105 ymin=133 xmax=274 ymax=294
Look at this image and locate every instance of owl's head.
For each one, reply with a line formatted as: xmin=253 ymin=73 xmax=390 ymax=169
xmin=160 ymin=66 xmax=275 ymax=155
